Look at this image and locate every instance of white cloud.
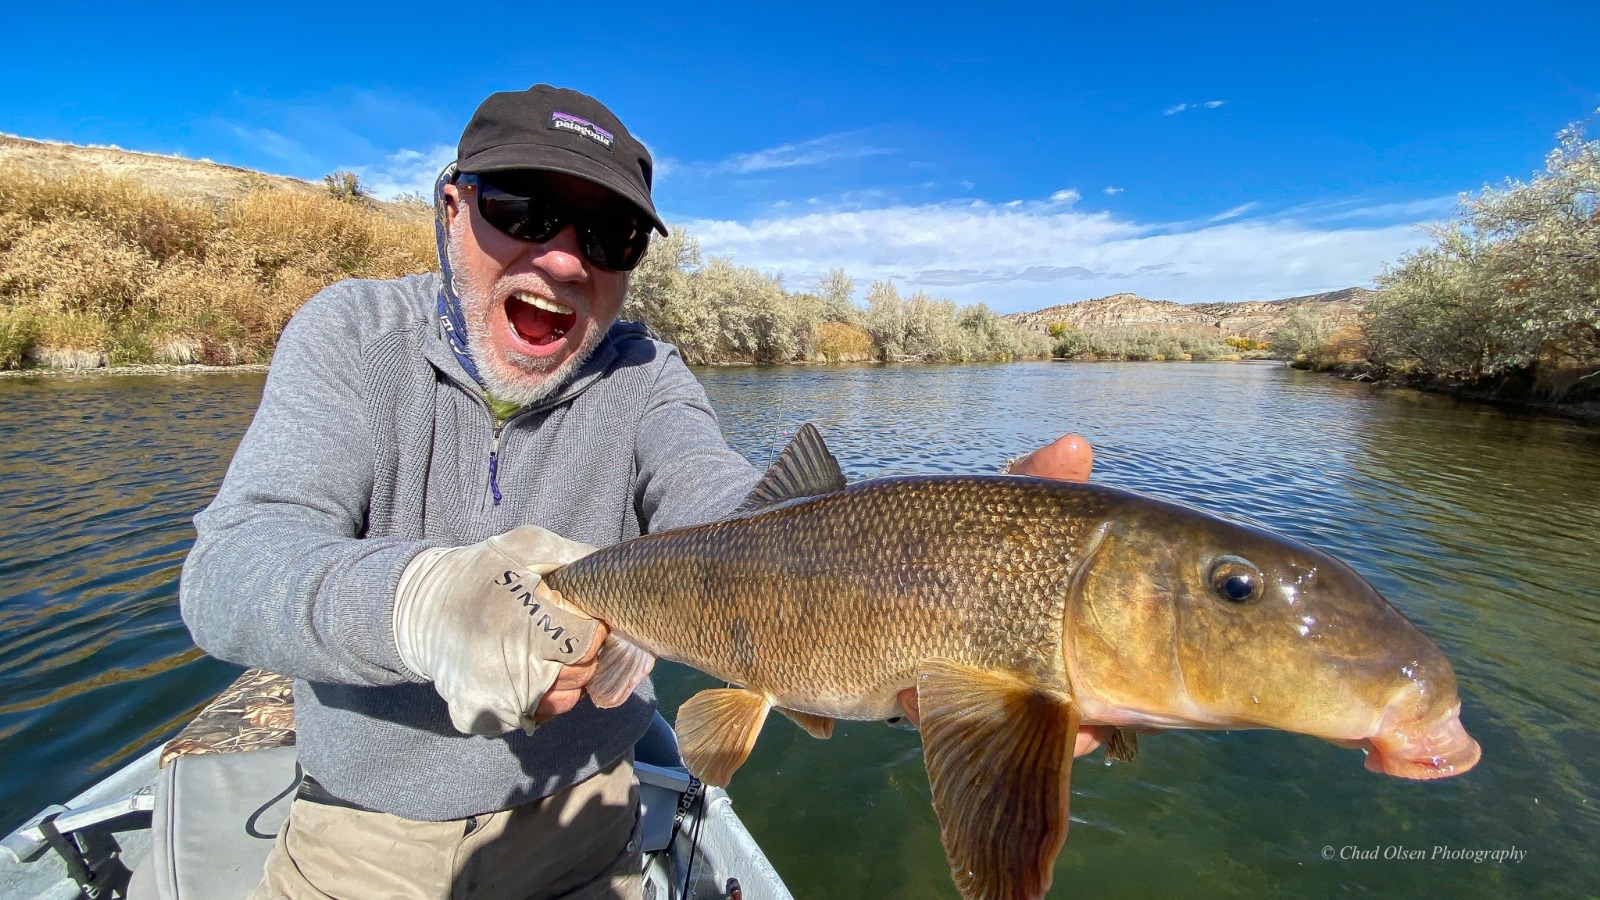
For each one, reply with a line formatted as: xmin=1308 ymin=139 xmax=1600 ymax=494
xmin=211 ymin=88 xmax=456 ymax=181
xmin=1103 ymin=186 xmax=1124 ymax=196
xmin=639 ymin=139 xmax=674 ymax=180
xmin=1165 ymin=99 xmax=1227 ymax=116
xmin=1048 ymin=188 xmax=1081 ymax=204
xmin=1315 ymin=197 xmax=1458 ymax=222
xmin=354 ymin=144 xmax=455 ymax=200
xmin=687 ymin=131 xmax=893 ymax=176
xmin=679 ymin=199 xmax=1429 ymax=312
xmin=221 ymin=123 xmax=310 ymax=165
xmin=1208 ymin=202 xmax=1259 ymax=223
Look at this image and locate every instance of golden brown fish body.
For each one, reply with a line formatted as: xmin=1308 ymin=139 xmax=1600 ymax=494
xmin=552 ymin=473 xmax=1473 ymax=761
xmin=544 ymin=426 xmax=1479 ymax=900
xmin=554 ymin=474 xmax=1092 ymax=718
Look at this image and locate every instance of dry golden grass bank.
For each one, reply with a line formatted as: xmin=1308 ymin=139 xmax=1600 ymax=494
xmin=0 ymin=162 xmax=435 ymax=369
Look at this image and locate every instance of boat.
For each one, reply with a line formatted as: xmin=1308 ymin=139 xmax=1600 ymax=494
xmin=1 ymin=668 xmax=792 ymax=899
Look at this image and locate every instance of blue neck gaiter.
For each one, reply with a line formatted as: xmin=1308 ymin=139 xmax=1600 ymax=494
xmin=433 ymin=163 xmax=485 ymax=388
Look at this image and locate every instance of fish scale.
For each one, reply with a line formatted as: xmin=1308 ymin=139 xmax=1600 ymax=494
xmin=549 ymin=474 xmax=1092 ymax=714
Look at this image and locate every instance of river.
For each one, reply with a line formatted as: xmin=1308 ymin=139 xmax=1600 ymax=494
xmin=1 ymin=361 xmax=1596 ymax=896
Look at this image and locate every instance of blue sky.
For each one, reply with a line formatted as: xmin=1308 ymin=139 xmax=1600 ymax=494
xmin=4 ymin=0 xmax=1597 ymax=312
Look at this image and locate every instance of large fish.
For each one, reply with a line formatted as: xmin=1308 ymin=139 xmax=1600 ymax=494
xmin=546 ymin=425 xmax=1480 ymax=900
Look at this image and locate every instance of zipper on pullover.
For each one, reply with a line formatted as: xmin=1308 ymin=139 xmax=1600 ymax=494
xmin=481 ymin=403 xmax=548 ymax=508
xmin=488 ymin=424 xmax=504 ymax=507
xmin=473 ymin=386 xmax=568 ymax=510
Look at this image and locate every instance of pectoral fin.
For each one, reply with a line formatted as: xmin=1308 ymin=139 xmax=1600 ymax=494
xmin=917 ymin=658 xmax=1079 ymax=900
xmin=1106 ymin=727 xmax=1138 ymax=762
xmin=586 ymin=633 xmax=656 ymax=709
xmin=675 ymin=688 xmax=772 ymax=786
xmin=777 ymin=707 xmax=835 ymax=739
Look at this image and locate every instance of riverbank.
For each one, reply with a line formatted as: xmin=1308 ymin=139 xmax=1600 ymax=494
xmin=0 ymin=362 xmax=270 ymax=379
xmin=1397 ymin=380 xmax=1600 ymax=424
xmin=1305 ymin=360 xmax=1600 ymax=424
xmin=0 ymin=353 xmax=1278 ymax=381
xmin=0 ymin=139 xmax=1047 ymax=372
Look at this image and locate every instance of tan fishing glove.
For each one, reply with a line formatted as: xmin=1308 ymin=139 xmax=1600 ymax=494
xmin=393 ymin=525 xmax=601 ymax=736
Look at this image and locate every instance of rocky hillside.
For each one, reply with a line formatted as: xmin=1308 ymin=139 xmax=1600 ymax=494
xmin=1005 ymin=287 xmax=1372 ymax=343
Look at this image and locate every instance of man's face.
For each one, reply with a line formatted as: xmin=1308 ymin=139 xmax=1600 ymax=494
xmin=443 ymin=171 xmax=632 ymax=405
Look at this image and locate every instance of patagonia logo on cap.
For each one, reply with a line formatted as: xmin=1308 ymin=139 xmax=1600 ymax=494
xmin=550 ymin=111 xmax=615 ymax=150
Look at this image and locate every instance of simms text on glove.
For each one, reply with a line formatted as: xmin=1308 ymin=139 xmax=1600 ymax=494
xmin=393 ymin=526 xmax=600 ymax=736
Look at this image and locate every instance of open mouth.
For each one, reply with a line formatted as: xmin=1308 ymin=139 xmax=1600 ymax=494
xmin=506 ymin=292 xmax=577 ymax=348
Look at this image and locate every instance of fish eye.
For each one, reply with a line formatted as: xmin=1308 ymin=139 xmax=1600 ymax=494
xmin=1210 ymin=557 xmax=1265 ymax=604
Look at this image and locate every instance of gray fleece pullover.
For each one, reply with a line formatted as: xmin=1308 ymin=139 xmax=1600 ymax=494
xmin=180 ymin=272 xmax=760 ymax=820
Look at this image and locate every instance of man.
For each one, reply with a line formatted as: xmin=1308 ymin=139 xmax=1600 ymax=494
xmin=180 ymin=85 xmax=1097 ymax=899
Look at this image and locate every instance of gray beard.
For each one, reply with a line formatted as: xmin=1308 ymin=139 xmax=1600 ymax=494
xmin=448 ymin=224 xmax=608 ymax=407
xmin=464 ymin=326 xmax=605 ymax=408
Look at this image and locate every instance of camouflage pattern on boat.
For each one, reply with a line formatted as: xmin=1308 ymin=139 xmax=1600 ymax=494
xmin=159 ymin=668 xmax=295 ymax=766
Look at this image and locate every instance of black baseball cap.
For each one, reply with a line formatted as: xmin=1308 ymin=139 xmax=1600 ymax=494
xmin=457 ymin=85 xmax=668 ymax=236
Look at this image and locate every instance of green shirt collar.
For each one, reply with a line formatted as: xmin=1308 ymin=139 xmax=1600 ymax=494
xmin=485 ymin=393 xmax=524 ymax=426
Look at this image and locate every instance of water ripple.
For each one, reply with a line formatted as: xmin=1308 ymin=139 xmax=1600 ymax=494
xmin=0 ymin=374 xmax=260 ymax=827
xmin=2 ymin=363 xmax=1597 ymax=897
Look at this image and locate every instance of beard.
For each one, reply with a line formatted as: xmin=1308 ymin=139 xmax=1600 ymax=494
xmin=448 ymin=222 xmax=610 ymax=407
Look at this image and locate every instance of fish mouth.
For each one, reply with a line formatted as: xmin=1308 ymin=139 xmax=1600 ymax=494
xmin=504 ymin=291 xmax=579 ymax=357
xmin=1355 ymin=705 xmax=1481 ymax=780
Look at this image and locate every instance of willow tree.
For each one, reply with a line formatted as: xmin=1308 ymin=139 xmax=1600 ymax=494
xmin=1365 ymin=116 xmax=1600 ymax=385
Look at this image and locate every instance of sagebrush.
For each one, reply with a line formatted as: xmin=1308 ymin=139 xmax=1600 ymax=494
xmin=1355 ymin=116 xmax=1599 ymax=395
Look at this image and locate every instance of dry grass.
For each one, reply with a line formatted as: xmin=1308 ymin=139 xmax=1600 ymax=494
xmin=0 ymin=306 xmax=37 ymax=368
xmin=1291 ymin=324 xmax=1369 ymax=372
xmin=0 ymin=163 xmax=436 ymax=369
xmin=814 ymin=321 xmax=876 ymax=362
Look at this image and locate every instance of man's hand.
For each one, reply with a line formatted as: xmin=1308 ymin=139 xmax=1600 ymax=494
xmin=535 ymin=630 xmax=608 ymax=721
xmin=1006 ymin=433 xmax=1094 ymax=482
xmin=393 ymin=525 xmax=604 ymax=736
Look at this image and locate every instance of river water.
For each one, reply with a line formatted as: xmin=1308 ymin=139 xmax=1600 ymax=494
xmin=1 ymin=362 xmax=1596 ymax=896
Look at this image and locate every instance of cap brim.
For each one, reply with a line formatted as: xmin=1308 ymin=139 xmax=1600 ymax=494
xmin=459 ymin=144 xmax=669 ymax=236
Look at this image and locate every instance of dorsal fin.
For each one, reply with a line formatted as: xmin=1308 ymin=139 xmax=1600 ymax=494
xmin=734 ymin=423 xmax=845 ymax=514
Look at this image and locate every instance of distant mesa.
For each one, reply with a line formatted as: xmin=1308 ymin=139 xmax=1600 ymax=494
xmin=1004 ymin=288 xmax=1372 ymax=343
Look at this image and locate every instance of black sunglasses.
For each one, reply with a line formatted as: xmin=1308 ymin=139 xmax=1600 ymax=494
xmin=459 ymin=172 xmax=652 ymax=272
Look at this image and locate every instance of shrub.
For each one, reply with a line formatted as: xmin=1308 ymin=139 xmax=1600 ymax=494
xmin=1272 ymin=309 xmax=1334 ymax=363
xmin=1052 ymin=326 xmax=1229 ymax=361
xmin=0 ymin=217 xmax=157 ymax=318
xmin=323 ymin=171 xmax=367 ymax=203
xmin=815 ymin=321 xmax=874 ymax=362
xmin=1363 ymin=115 xmax=1600 ymax=390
